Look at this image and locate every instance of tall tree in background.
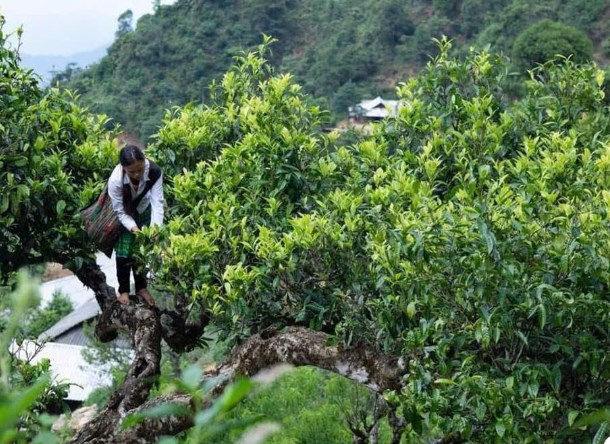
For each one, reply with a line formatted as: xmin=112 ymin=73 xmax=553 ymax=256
xmin=115 ymin=9 xmax=134 ymax=38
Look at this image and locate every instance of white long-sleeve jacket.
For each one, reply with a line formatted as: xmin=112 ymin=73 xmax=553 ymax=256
xmin=108 ymin=159 xmax=164 ymax=232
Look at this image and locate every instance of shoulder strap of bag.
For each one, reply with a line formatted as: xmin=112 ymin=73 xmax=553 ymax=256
xmin=131 ymin=160 xmax=162 ymax=207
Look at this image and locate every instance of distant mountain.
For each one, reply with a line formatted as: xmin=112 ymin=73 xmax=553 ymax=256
xmin=60 ymin=0 xmax=610 ymax=141
xmin=20 ymin=45 xmax=108 ymax=85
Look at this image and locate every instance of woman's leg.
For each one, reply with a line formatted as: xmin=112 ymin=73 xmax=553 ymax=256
xmin=115 ymin=229 xmax=135 ymax=304
xmin=116 ymin=257 xmax=133 ymax=304
xmin=133 ymin=267 xmax=147 ymax=293
xmin=134 ymin=205 xmax=155 ymax=306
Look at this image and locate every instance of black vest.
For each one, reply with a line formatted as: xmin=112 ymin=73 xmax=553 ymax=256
xmin=123 ymin=161 xmax=161 ymax=216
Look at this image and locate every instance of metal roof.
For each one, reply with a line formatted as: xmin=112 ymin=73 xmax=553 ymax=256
xmin=39 ymin=297 xmax=101 ymax=342
xmin=39 ymin=297 xmax=132 ymax=349
xmin=348 ymin=96 xmax=400 ymax=119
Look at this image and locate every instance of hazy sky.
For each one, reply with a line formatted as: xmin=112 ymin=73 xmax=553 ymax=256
xmin=1 ymin=0 xmax=175 ymax=56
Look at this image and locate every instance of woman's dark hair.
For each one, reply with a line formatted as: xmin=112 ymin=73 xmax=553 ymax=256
xmin=119 ymin=144 xmax=146 ymax=166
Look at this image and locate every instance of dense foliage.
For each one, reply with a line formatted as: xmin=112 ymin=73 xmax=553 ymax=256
xmin=56 ymin=0 xmax=607 ymax=140
xmin=138 ymin=39 xmax=610 ymax=441
xmin=512 ymin=20 xmax=593 ymax=70
xmin=0 ymin=17 xmax=120 ymax=281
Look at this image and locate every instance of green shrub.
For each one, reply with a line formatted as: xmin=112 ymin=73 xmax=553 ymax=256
xmin=0 ymin=273 xmax=69 ymax=443
xmin=512 ymin=19 xmax=593 ymax=70
xmin=214 ymin=367 xmax=390 ymax=444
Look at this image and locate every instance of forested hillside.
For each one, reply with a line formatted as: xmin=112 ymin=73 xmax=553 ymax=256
xmin=51 ymin=0 xmax=610 ymax=141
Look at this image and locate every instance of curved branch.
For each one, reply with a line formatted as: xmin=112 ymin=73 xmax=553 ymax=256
xmin=70 ymin=326 xmax=406 ymax=442
xmin=215 ymin=326 xmax=406 ymax=393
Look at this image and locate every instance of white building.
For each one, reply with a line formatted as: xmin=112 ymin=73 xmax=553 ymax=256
xmin=348 ymin=96 xmax=400 ymax=121
xmin=13 ymin=252 xmax=130 ymax=403
xmin=33 ymin=295 xmax=132 ymax=402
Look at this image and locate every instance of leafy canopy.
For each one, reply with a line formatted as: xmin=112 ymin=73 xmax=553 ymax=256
xmin=0 ymin=17 xmax=120 ymax=280
xmin=141 ymin=38 xmax=610 ymax=442
xmin=513 ymin=19 xmax=593 ymax=70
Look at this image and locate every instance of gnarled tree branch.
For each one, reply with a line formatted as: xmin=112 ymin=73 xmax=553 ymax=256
xmin=70 ymin=325 xmax=406 ymax=443
xmin=69 ymin=300 xmax=162 ymax=443
xmin=71 ymin=258 xmax=116 ymax=311
xmin=214 ymin=327 xmax=406 ymax=394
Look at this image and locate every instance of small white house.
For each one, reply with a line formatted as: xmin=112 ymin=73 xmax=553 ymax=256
xmin=348 ymin=96 xmax=400 ymax=121
xmin=14 ymin=251 xmax=131 ymax=403
xmin=34 ymin=296 xmax=132 ymax=402
xmin=11 ymin=295 xmax=131 ymax=403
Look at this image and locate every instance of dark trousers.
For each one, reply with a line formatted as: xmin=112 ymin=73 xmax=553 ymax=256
xmin=116 ymin=257 xmax=147 ymax=294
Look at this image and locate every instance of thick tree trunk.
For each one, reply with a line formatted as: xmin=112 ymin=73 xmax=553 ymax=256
xmin=69 ymin=300 xmax=162 ymax=443
xmin=69 ymin=394 xmax=193 ymax=444
xmin=71 ymin=257 xmax=117 ymax=311
xmin=69 ymin=323 xmax=406 ymax=443
xmin=68 ymin=258 xmax=164 ymax=443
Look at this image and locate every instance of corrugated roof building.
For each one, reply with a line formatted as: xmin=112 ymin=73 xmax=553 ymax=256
xmin=348 ymin=96 xmax=400 ymax=120
xmin=39 ymin=298 xmax=101 ymax=346
xmin=14 ymin=296 xmax=132 ymax=402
